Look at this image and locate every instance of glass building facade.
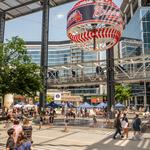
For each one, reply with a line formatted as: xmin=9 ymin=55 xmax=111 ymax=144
xmin=121 ymin=0 xmax=150 ymax=107
xmin=26 ymin=41 xmax=102 ymax=98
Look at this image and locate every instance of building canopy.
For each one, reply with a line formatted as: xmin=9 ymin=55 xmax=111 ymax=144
xmin=0 ymin=0 xmax=76 ymax=20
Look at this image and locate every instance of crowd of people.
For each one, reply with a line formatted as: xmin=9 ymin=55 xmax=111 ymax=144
xmin=6 ymin=118 xmax=33 ymax=150
xmin=113 ymin=111 xmax=142 ymax=140
xmin=1 ymin=104 xmax=150 ymax=149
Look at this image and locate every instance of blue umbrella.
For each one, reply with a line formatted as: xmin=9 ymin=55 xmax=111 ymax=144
xmin=95 ymin=102 xmax=107 ymax=109
xmin=67 ymin=102 xmax=76 ymax=108
xmin=48 ymin=102 xmax=61 ymax=108
xmin=79 ymin=102 xmax=93 ymax=108
xmin=35 ymin=102 xmax=39 ymax=106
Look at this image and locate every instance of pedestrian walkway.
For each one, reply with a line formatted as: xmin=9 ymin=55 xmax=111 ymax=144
xmin=0 ymin=144 xmax=5 ymax=150
xmin=31 ymin=128 xmax=150 ymax=150
xmin=1 ymin=126 xmax=150 ymax=150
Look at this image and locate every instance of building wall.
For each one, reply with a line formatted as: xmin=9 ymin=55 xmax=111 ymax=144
xmin=26 ymin=42 xmax=104 ymax=97
xmin=123 ymin=8 xmax=141 ymax=40
xmin=121 ymin=1 xmax=150 ymax=107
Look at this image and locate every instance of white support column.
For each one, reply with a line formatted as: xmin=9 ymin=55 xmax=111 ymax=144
xmin=124 ymin=14 xmax=127 ymax=25
xmin=130 ymin=2 xmax=133 ymax=17
xmin=135 ymin=96 xmax=137 ymax=107
xmin=138 ymin=0 xmax=141 ymax=7
xmin=144 ymin=81 xmax=147 ymax=107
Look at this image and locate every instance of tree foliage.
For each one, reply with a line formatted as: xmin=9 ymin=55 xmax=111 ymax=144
xmin=115 ymin=84 xmax=132 ymax=102
xmin=0 ymin=37 xmax=42 ymax=98
xmin=34 ymin=95 xmax=53 ymax=103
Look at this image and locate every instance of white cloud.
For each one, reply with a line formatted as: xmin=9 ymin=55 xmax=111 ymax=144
xmin=56 ymin=14 xmax=65 ymax=19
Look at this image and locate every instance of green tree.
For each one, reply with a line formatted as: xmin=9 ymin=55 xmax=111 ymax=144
xmin=0 ymin=37 xmax=42 ymax=101
xmin=46 ymin=95 xmax=53 ymax=103
xmin=34 ymin=95 xmax=53 ymax=103
xmin=115 ymin=84 xmax=132 ymax=103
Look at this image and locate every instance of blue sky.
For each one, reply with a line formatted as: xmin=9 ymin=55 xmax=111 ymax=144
xmin=5 ymin=0 xmax=123 ymax=41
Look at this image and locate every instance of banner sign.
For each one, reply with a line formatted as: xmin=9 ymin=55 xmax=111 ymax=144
xmin=67 ymin=2 xmax=123 ymax=31
xmin=54 ymin=93 xmax=61 ymax=101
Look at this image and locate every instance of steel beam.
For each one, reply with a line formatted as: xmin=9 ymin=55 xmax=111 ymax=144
xmin=106 ymin=47 xmax=115 ymax=112
xmin=0 ymin=12 xmax=5 ymax=43
xmin=39 ymin=0 xmax=49 ymax=112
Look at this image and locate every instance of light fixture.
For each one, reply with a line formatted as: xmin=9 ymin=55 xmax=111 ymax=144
xmin=61 ymin=66 xmax=70 ymax=69
xmin=77 ymin=64 xmax=83 ymax=68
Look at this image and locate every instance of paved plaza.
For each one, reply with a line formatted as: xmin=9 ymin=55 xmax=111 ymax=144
xmin=1 ymin=124 xmax=150 ymax=150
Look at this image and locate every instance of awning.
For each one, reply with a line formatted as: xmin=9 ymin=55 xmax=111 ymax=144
xmin=0 ymin=0 xmax=77 ymax=20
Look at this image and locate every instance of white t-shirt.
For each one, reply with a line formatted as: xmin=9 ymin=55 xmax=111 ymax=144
xmin=121 ymin=120 xmax=128 ymax=128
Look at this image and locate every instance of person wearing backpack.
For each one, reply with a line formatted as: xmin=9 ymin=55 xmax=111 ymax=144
xmin=132 ymin=114 xmax=142 ymax=140
xmin=113 ymin=114 xmax=123 ymax=139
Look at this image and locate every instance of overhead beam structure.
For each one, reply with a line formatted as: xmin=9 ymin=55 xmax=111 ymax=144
xmin=0 ymin=0 xmax=77 ymax=20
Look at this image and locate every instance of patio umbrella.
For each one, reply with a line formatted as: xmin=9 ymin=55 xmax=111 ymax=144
xmin=24 ymin=104 xmax=35 ymax=108
xmin=95 ymin=102 xmax=107 ymax=109
xmin=14 ymin=104 xmax=23 ymax=108
xmin=115 ymin=103 xmax=125 ymax=109
xmin=35 ymin=102 xmax=39 ymax=106
xmin=79 ymin=102 xmax=93 ymax=108
xmin=67 ymin=102 xmax=76 ymax=108
xmin=48 ymin=102 xmax=61 ymax=108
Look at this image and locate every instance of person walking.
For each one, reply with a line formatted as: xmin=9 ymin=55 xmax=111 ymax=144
xmin=39 ymin=114 xmax=43 ymax=130
xmin=93 ymin=115 xmax=97 ymax=128
xmin=132 ymin=114 xmax=142 ymax=140
xmin=22 ymin=118 xmax=33 ymax=143
xmin=113 ymin=114 xmax=123 ymax=139
xmin=12 ymin=119 xmax=22 ymax=143
xmin=6 ymin=128 xmax=15 ymax=150
xmin=49 ymin=108 xmax=55 ymax=124
xmin=64 ymin=115 xmax=69 ymax=132
xmin=121 ymin=113 xmax=129 ymax=139
xmin=15 ymin=132 xmax=32 ymax=150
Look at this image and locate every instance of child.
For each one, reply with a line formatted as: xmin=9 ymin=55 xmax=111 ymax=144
xmin=64 ymin=115 xmax=69 ymax=132
xmin=39 ymin=115 xmax=43 ymax=130
xmin=93 ymin=115 xmax=97 ymax=128
xmin=15 ymin=132 xmax=32 ymax=150
xmin=6 ymin=128 xmax=15 ymax=150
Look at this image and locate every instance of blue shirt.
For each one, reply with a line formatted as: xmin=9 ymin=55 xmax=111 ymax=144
xmin=15 ymin=141 xmax=31 ymax=150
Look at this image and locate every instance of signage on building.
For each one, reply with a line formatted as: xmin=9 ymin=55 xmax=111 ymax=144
xmin=54 ymin=93 xmax=61 ymax=101
xmin=91 ymin=97 xmax=103 ymax=103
